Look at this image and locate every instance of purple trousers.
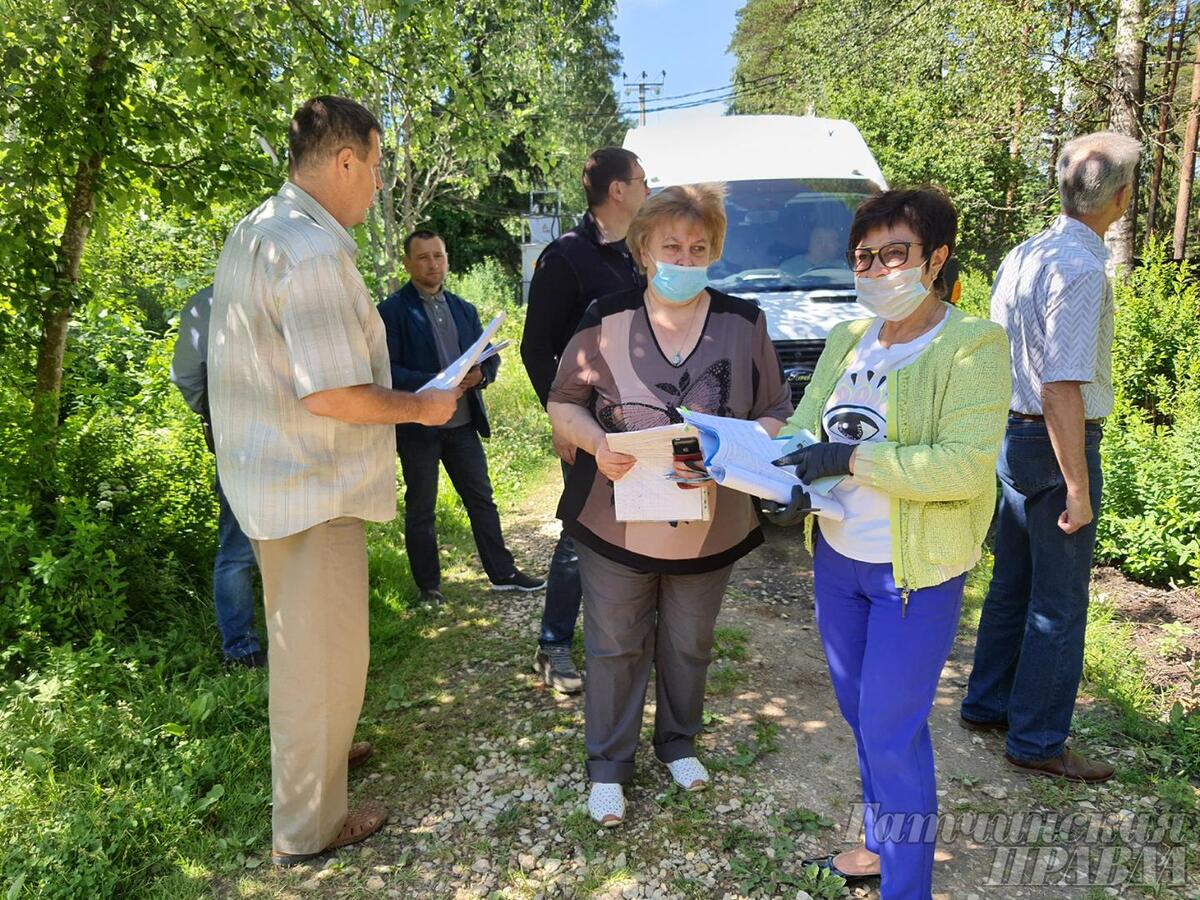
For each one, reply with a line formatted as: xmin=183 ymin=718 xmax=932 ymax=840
xmin=813 ymin=532 xmax=966 ymax=900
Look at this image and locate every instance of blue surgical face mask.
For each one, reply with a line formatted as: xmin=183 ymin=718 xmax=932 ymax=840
xmin=651 ymin=260 xmax=709 ymax=304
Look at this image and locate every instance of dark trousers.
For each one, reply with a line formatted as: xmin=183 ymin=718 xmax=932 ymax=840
xmin=539 ymin=461 xmax=582 ymax=647
xmin=577 ymin=543 xmax=732 ymax=784
xmin=397 ymin=424 xmax=515 ymax=591
xmin=962 ymin=417 xmax=1104 ymax=761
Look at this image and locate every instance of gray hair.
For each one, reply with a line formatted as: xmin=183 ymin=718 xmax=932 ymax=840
xmin=1056 ymin=131 xmax=1142 ymax=216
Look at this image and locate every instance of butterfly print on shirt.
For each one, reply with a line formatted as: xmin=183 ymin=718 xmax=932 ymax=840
xmin=596 ymin=359 xmax=733 ymax=432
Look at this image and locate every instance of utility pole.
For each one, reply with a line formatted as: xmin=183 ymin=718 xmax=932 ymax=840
xmin=623 ymin=70 xmax=666 ymax=126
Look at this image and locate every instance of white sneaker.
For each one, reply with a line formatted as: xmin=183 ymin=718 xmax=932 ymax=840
xmin=664 ymin=756 xmax=709 ymax=791
xmin=588 ymin=782 xmax=625 ymax=826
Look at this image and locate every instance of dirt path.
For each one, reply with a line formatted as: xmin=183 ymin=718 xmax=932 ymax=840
xmin=720 ymin=527 xmax=1194 ymax=900
xmin=230 ymin=472 xmax=1196 ymax=899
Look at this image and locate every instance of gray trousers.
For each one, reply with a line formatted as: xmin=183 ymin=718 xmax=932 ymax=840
xmin=577 ymin=543 xmax=733 ymax=784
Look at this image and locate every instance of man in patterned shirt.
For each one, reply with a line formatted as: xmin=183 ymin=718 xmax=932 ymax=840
xmin=962 ymin=131 xmax=1141 ymax=783
xmin=210 ymin=96 xmax=459 ymax=866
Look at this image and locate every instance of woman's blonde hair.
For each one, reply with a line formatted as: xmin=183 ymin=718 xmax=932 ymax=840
xmin=626 ymin=183 xmax=727 ymax=273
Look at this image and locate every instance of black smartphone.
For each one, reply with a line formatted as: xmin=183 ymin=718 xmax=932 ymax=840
xmin=671 ymin=436 xmax=702 ymax=459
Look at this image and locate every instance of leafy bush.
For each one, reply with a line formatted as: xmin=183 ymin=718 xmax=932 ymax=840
xmin=1097 ymin=244 xmax=1200 ymax=585
xmin=0 ymin=296 xmax=215 ymax=662
xmin=447 ymin=260 xmax=551 ymax=503
xmin=954 ymin=267 xmax=992 ymax=319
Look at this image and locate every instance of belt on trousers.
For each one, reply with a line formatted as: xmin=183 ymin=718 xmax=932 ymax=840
xmin=1009 ymin=410 xmax=1106 ymax=426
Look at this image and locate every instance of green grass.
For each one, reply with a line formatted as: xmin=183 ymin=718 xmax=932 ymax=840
xmin=1075 ymin=592 xmax=1200 ymax=788
xmin=713 ymin=626 xmax=750 ymax=662
xmin=961 ymin=550 xmax=1200 ymax=794
xmin=707 ymin=664 xmax=747 ymax=697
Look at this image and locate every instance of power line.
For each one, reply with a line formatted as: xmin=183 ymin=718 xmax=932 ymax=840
xmin=618 ymin=72 xmax=787 ymax=106
xmin=532 ymin=76 xmax=797 ymax=121
xmin=544 ymin=72 xmax=788 ymax=115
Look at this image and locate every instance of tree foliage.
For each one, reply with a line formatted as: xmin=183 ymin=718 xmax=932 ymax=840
xmin=731 ymin=0 xmax=1200 ymax=268
xmin=0 ymin=0 xmax=623 ymax=661
xmin=0 ymin=0 xmax=622 ymax=496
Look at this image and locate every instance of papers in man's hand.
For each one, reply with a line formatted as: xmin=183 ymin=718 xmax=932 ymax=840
xmin=417 ymin=313 xmax=506 ymax=393
xmin=475 ymin=339 xmax=510 ymax=366
xmin=677 ymin=409 xmax=844 ymax=520
xmin=604 ymin=424 xmax=711 ymax=523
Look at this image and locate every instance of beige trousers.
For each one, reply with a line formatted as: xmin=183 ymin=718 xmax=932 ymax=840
xmin=252 ymin=516 xmax=370 ymax=855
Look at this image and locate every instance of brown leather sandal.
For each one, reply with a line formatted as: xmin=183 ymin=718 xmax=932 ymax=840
xmin=348 ymin=741 xmax=373 ymax=771
xmin=270 ymin=802 xmax=389 ymax=867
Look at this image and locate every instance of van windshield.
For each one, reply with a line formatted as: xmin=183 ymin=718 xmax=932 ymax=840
xmin=704 ymin=179 xmax=876 ymax=294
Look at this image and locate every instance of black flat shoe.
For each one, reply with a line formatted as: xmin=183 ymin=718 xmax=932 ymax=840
xmin=801 ymin=853 xmax=881 ymax=884
xmin=959 ymin=714 xmax=1007 ymax=733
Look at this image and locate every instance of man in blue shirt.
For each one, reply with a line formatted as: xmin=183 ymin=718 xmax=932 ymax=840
xmin=962 ymin=131 xmax=1141 ymax=783
xmin=170 ymin=286 xmax=265 ymax=667
xmin=378 ymin=230 xmax=544 ymax=604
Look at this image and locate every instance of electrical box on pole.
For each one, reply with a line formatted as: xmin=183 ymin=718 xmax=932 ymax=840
xmin=623 ymin=70 xmax=666 ymax=127
xmin=520 ymin=188 xmax=575 ymax=304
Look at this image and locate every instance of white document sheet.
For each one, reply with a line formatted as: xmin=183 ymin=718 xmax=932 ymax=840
xmin=417 ymin=312 xmax=506 ymax=393
xmin=475 ymin=339 xmax=510 ymax=366
xmin=677 ymin=409 xmax=844 ymax=520
xmin=604 ymin=423 xmax=711 ymax=522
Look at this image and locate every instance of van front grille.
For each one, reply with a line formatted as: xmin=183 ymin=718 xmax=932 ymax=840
xmin=774 ymin=339 xmax=826 ymax=406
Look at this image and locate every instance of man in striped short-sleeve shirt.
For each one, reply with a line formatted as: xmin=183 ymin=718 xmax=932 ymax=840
xmin=209 ymin=96 xmax=459 ymax=865
xmin=962 ymin=131 xmax=1141 ymax=784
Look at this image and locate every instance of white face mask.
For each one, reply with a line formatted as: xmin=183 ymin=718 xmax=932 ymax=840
xmin=854 ymin=265 xmax=930 ymax=321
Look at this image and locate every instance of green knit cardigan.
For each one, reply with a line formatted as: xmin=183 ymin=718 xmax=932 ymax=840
xmin=779 ymin=304 xmax=1012 ymax=595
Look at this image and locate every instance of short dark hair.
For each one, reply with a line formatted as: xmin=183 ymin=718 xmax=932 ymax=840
xmin=288 ymin=96 xmax=382 ymax=173
xmin=849 ymin=187 xmax=958 ymax=297
xmin=403 ymin=228 xmax=444 ymax=256
xmin=582 ymin=147 xmax=640 ymax=208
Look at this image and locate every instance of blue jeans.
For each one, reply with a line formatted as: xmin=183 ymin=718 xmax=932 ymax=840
xmin=539 ymin=462 xmax=581 ymax=648
xmin=962 ymin=417 xmax=1103 ymax=761
xmin=814 ymin=533 xmax=965 ymax=900
xmin=214 ymin=474 xmax=261 ymax=660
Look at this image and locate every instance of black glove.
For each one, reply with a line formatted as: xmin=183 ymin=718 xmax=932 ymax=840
xmin=773 ymin=441 xmax=854 ymax=483
xmin=761 ymin=484 xmax=812 ymax=527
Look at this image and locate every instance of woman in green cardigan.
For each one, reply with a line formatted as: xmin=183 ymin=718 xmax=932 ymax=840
xmin=768 ymin=188 xmax=1010 ymax=899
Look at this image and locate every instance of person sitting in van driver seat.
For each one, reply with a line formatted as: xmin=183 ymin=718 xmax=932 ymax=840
xmin=781 ymin=224 xmax=847 ymax=274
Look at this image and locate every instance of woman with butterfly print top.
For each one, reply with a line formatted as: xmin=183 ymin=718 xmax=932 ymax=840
xmin=547 ymin=184 xmax=793 ymax=827
xmin=767 ymin=188 xmax=1010 ymax=899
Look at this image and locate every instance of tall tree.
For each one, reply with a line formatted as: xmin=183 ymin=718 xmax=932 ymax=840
xmin=286 ymin=0 xmax=620 ymax=290
xmin=1146 ymin=1 xmax=1189 ymax=239
xmin=0 ymin=0 xmax=295 ymax=505
xmin=1106 ymin=0 xmax=1148 ymax=270
xmin=1172 ymin=29 xmax=1200 ymax=258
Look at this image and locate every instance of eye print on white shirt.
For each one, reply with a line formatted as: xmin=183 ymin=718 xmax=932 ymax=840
xmin=823 ymin=369 xmax=888 ymax=446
